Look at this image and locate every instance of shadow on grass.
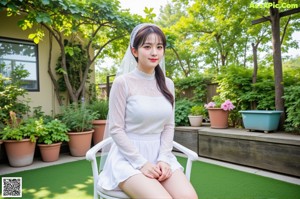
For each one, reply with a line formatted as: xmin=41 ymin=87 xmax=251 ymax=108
xmin=0 ymin=160 xmax=93 ymax=199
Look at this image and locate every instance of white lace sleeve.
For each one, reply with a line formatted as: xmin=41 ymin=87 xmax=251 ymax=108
xmin=108 ymin=76 xmax=147 ymax=169
xmin=157 ymin=78 xmax=175 ymax=164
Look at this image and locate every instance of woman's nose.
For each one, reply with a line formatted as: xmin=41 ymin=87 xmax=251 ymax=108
xmin=151 ymin=48 xmax=157 ymax=56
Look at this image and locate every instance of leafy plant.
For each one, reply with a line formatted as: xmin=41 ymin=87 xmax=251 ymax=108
xmin=174 ymin=76 xmax=211 ymax=102
xmin=189 ymin=105 xmax=206 ymax=116
xmin=37 ymin=119 xmax=69 ymax=145
xmin=86 ymin=100 xmax=109 ymax=120
xmin=283 ymin=85 xmax=300 ymax=134
xmin=59 ymin=103 xmax=97 ymax=132
xmin=0 ymin=111 xmax=44 ymax=142
xmin=175 ymin=99 xmax=195 ymax=126
xmin=0 ymin=64 xmax=30 ymax=125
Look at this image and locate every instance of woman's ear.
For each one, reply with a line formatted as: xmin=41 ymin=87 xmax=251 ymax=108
xmin=131 ymin=47 xmax=138 ymax=58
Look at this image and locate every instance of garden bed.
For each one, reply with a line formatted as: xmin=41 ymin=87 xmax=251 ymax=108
xmin=175 ymin=126 xmax=300 ymax=177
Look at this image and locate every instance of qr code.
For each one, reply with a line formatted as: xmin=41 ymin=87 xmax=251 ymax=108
xmin=1 ymin=177 xmax=22 ymax=198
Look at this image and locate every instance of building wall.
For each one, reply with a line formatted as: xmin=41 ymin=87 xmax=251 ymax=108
xmin=0 ymin=11 xmax=95 ymax=116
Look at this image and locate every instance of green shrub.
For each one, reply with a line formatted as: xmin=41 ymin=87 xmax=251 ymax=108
xmin=190 ymin=105 xmax=206 ymax=116
xmin=283 ymin=85 xmax=300 ymax=133
xmin=38 ymin=119 xmax=69 ymax=144
xmin=175 ymin=99 xmax=195 ymax=126
xmin=0 ymin=114 xmax=44 ymax=142
xmin=59 ymin=103 xmax=97 ymax=132
xmin=0 ymin=64 xmax=30 ymax=126
xmin=86 ymin=100 xmax=108 ymax=120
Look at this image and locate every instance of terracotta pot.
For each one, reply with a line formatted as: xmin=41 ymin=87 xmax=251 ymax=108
xmin=92 ymin=120 xmax=106 ymax=145
xmin=67 ymin=130 xmax=94 ymax=157
xmin=38 ymin=142 xmax=62 ymax=162
xmin=207 ymin=108 xmax=229 ymax=129
xmin=4 ymin=139 xmax=36 ymax=167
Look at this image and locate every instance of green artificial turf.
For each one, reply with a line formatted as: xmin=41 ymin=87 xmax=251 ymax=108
xmin=1 ymin=157 xmax=299 ymax=199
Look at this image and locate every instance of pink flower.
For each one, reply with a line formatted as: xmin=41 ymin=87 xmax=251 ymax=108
xmin=204 ymin=102 xmax=216 ymax=109
xmin=221 ymin=100 xmax=235 ymax=111
xmin=205 ymin=99 xmax=235 ymax=111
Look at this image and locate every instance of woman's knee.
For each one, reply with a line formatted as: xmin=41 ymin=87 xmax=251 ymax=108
xmin=120 ymin=174 xmax=173 ymax=199
xmin=174 ymin=191 xmax=198 ymax=199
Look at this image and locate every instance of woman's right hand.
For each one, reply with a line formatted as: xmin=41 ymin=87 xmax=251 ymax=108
xmin=140 ymin=162 xmax=162 ymax=179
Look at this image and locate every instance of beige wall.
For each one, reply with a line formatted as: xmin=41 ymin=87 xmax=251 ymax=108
xmin=0 ymin=11 xmax=95 ymax=116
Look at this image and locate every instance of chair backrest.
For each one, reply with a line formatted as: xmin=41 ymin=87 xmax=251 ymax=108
xmin=86 ymin=137 xmax=198 ymax=199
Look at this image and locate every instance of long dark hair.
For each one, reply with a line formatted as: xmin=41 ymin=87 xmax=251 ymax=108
xmin=132 ymin=25 xmax=174 ymax=106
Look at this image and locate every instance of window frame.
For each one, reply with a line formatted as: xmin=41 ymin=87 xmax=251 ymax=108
xmin=0 ymin=36 xmax=40 ymax=92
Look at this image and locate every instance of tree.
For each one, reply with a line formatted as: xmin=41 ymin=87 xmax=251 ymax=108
xmin=1 ymin=0 xmax=141 ymax=104
xmin=251 ymin=0 xmax=300 ymax=127
xmin=157 ymin=2 xmax=201 ymax=78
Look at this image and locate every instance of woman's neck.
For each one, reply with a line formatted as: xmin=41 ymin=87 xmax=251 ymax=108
xmin=137 ymin=66 xmax=155 ymax=75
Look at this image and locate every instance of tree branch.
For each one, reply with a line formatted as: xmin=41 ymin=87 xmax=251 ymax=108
xmin=281 ymin=16 xmax=291 ymax=45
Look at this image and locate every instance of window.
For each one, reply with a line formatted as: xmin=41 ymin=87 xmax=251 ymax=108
xmin=0 ymin=37 xmax=39 ymax=91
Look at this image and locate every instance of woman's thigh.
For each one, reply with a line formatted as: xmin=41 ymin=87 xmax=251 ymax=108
xmin=119 ymin=173 xmax=172 ymax=199
xmin=161 ymin=169 xmax=198 ymax=199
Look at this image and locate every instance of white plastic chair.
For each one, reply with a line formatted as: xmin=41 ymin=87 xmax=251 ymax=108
xmin=86 ymin=137 xmax=198 ymax=199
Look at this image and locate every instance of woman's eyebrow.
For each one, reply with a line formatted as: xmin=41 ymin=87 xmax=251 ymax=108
xmin=143 ymin=42 xmax=163 ymax=45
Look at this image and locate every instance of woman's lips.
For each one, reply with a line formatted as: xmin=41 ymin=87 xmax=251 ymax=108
xmin=149 ymin=58 xmax=158 ymax=62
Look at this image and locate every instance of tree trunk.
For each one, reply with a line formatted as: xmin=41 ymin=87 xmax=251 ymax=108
xmin=251 ymin=43 xmax=258 ymax=84
xmin=269 ymin=0 xmax=285 ymax=128
xmin=251 ymin=42 xmax=258 ymax=110
xmin=47 ymin=34 xmax=63 ymax=106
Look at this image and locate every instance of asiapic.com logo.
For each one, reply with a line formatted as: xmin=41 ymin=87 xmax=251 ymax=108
xmin=250 ymin=2 xmax=299 ymax=9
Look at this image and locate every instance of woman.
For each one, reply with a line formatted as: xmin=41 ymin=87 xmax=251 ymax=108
xmin=99 ymin=23 xmax=198 ymax=199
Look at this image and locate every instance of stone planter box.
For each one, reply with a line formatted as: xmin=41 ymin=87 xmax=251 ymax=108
xmin=239 ymin=110 xmax=283 ymax=133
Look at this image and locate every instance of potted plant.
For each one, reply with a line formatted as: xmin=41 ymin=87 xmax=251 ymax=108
xmin=60 ymin=103 xmax=97 ymax=157
xmin=0 ymin=111 xmax=44 ymax=167
xmin=87 ymin=100 xmax=108 ymax=145
xmin=205 ymin=96 xmax=235 ymax=129
xmin=239 ymin=110 xmax=283 ymax=133
xmin=188 ymin=105 xmax=206 ymax=127
xmin=37 ymin=119 xmax=69 ymax=162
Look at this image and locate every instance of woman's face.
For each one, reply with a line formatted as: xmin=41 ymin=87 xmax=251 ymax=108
xmin=131 ymin=33 xmax=164 ymax=74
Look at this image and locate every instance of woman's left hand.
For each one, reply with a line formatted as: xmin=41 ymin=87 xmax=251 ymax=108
xmin=157 ymin=161 xmax=172 ymax=182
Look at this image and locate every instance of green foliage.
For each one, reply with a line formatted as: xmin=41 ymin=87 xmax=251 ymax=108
xmin=0 ymin=64 xmax=30 ymax=125
xmin=59 ymin=103 xmax=97 ymax=132
xmin=32 ymin=106 xmax=53 ymax=123
xmin=175 ymin=99 xmax=195 ymax=126
xmin=55 ymin=40 xmax=91 ymax=94
xmin=174 ymin=75 xmax=211 ymax=102
xmin=190 ymin=105 xmax=206 ymax=116
xmin=283 ymin=85 xmax=300 ymax=133
xmin=0 ymin=116 xmax=44 ymax=142
xmin=2 ymin=0 xmax=142 ymax=103
xmin=37 ymin=119 xmax=69 ymax=145
xmin=86 ymin=100 xmax=109 ymax=120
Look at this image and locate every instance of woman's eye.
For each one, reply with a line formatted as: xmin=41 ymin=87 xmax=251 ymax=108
xmin=144 ymin=46 xmax=151 ymax=49
xmin=157 ymin=46 xmax=163 ymax=49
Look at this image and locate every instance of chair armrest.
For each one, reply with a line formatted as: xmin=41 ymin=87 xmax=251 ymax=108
xmin=173 ymin=141 xmax=198 ymax=180
xmin=173 ymin=141 xmax=198 ymax=160
xmin=86 ymin=137 xmax=113 ymax=161
xmin=86 ymin=137 xmax=113 ymax=199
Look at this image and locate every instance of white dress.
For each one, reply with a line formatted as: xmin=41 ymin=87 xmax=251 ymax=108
xmin=98 ymin=68 xmax=182 ymax=191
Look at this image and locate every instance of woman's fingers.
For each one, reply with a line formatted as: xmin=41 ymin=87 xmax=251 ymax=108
xmin=141 ymin=162 xmax=161 ymax=179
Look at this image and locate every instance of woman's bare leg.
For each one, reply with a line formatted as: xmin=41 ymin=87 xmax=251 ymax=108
xmin=161 ymin=169 xmax=198 ymax=199
xmin=119 ymin=173 xmax=172 ymax=199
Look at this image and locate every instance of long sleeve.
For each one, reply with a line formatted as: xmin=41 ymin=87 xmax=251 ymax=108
xmin=108 ymin=76 xmax=147 ymax=169
xmin=157 ymin=78 xmax=175 ymax=165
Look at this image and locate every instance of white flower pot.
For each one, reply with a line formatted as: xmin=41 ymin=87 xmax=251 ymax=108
xmin=188 ymin=115 xmax=203 ymax=127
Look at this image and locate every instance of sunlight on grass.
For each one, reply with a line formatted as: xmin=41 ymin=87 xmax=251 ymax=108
xmin=23 ymin=187 xmax=52 ymax=198
xmin=53 ymin=187 xmax=92 ymax=199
